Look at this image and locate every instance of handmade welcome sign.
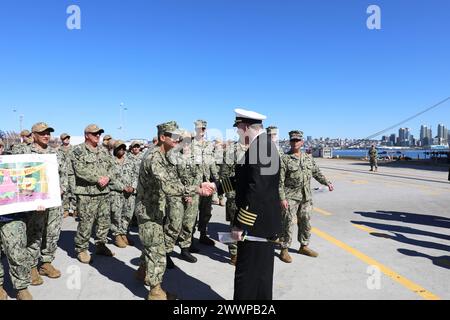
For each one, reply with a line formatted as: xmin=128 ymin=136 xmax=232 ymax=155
xmin=0 ymin=154 xmax=61 ymax=216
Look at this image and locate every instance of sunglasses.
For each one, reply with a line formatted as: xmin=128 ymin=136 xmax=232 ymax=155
xmin=35 ymin=131 xmax=51 ymax=136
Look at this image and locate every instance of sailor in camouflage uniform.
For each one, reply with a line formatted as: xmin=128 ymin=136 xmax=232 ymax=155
xmin=279 ymin=130 xmax=334 ymax=263
xmin=192 ymin=120 xmax=220 ymax=247
xmin=11 ymin=129 xmax=33 ymax=154
xmin=165 ymin=131 xmax=203 ymax=265
xmin=60 ymin=133 xmax=77 ymax=218
xmin=368 ymin=145 xmax=378 ymax=172
xmin=12 ymin=122 xmax=68 ymax=285
xmin=110 ymin=140 xmax=139 ymax=248
xmin=135 ymin=121 xmax=215 ymax=300
xmin=72 ymin=124 xmax=116 ymax=264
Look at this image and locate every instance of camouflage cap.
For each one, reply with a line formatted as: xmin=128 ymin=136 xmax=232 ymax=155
xmin=60 ymin=133 xmax=71 ymax=140
xmin=20 ymin=130 xmax=32 ymax=137
xmin=32 ymin=122 xmax=55 ymax=133
xmin=289 ymin=130 xmax=304 ymax=141
xmin=113 ymin=140 xmax=127 ymax=150
xmin=130 ymin=140 xmax=141 ymax=147
xmin=103 ymin=134 xmax=112 ymax=141
xmin=266 ymin=126 xmax=279 ymax=136
xmin=157 ymin=121 xmax=180 ymax=136
xmin=84 ymin=124 xmax=105 ymax=134
xmin=194 ymin=120 xmax=207 ymax=129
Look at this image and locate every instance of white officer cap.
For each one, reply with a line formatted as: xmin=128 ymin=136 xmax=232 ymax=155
xmin=233 ymin=108 xmax=267 ymax=127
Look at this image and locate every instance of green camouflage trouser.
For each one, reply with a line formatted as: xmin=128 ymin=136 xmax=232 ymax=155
xmin=164 ymin=197 xmax=185 ymax=253
xmin=280 ymin=199 xmax=313 ymax=249
xmin=41 ymin=207 xmax=64 ymax=264
xmin=26 ymin=212 xmax=47 ymax=268
xmin=75 ymin=194 xmax=111 ymax=253
xmin=139 ymin=220 xmax=166 ymax=288
xmin=110 ymin=192 xmax=135 ymax=237
xmin=178 ymin=195 xmax=199 ymax=249
xmin=0 ymin=220 xmax=31 ymax=290
xmin=226 ymin=195 xmax=238 ymax=256
xmin=63 ymin=175 xmax=77 ymax=213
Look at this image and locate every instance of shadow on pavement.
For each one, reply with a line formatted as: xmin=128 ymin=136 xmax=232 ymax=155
xmin=398 ymin=248 xmax=450 ymax=270
xmin=163 ymin=267 xmax=226 ymax=300
xmin=370 ymin=232 xmax=450 ymax=252
xmin=351 ymin=220 xmax=450 ymax=241
xmin=354 ymin=210 xmax=450 ymax=229
xmin=58 ymin=230 xmax=148 ymax=299
xmin=189 ymin=222 xmax=233 ymax=264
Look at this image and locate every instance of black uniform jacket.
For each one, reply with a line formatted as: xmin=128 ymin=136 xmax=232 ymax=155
xmin=218 ymin=133 xmax=282 ymax=239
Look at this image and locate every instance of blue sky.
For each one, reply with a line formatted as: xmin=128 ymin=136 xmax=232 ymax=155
xmin=1 ymin=0 xmax=449 ymax=141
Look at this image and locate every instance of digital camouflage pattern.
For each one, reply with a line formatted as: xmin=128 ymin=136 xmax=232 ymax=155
xmin=135 ymin=147 xmax=197 ymax=288
xmin=165 ymin=147 xmax=203 ymax=251
xmin=13 ymin=143 xmax=68 ymax=267
xmin=279 ymin=151 xmax=330 ymax=248
xmin=71 ymin=143 xmax=115 ymax=253
xmin=60 ymin=145 xmax=77 ymax=213
xmin=0 ymin=220 xmax=31 ymax=290
xmin=110 ymin=154 xmax=139 ymax=237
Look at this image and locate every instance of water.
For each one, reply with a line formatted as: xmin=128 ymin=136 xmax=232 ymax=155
xmin=333 ymin=149 xmax=449 ymax=159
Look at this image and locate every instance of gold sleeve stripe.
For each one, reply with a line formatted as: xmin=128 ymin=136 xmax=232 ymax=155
xmin=237 ymin=212 xmax=256 ymax=224
xmin=237 ymin=216 xmax=255 ymax=227
xmin=222 ymin=179 xmax=230 ymax=193
xmin=224 ymin=177 xmax=233 ymax=193
xmin=238 ymin=212 xmax=257 ymax=223
xmin=240 ymin=208 xmax=257 ymax=218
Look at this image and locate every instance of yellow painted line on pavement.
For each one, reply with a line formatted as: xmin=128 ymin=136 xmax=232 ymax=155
xmin=312 ymin=227 xmax=441 ymax=300
xmin=314 ymin=207 xmax=333 ymax=216
xmin=352 ymin=224 xmax=376 ymax=233
xmin=351 ymin=180 xmax=369 ymax=185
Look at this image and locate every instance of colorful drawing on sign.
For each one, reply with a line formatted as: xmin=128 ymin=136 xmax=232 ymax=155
xmin=0 ymin=162 xmax=50 ymax=206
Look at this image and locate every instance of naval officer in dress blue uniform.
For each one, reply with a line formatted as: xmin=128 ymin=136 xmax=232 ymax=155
xmin=215 ymin=108 xmax=282 ymax=300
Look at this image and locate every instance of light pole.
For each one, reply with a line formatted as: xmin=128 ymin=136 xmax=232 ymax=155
xmin=119 ymin=103 xmax=128 ymax=140
xmin=12 ymin=107 xmax=23 ymax=132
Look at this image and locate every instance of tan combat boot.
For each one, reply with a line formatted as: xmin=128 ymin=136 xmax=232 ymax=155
xmin=39 ymin=263 xmax=62 ymax=279
xmin=299 ymin=246 xmax=319 ymax=258
xmin=95 ymin=243 xmax=115 ymax=257
xmin=0 ymin=286 xmax=8 ymax=300
xmin=115 ymin=235 xmax=127 ymax=248
xmin=148 ymin=285 xmax=177 ymax=301
xmin=16 ymin=289 xmax=33 ymax=300
xmin=77 ymin=251 xmax=92 ymax=264
xmin=31 ymin=267 xmax=44 ymax=286
xmin=280 ymin=248 xmax=293 ymax=263
xmin=230 ymin=254 xmax=237 ymax=266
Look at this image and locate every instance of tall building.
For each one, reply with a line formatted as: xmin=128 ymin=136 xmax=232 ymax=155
xmin=420 ymin=125 xmax=433 ymax=146
xmin=389 ymin=134 xmax=396 ymax=146
xmin=437 ymin=124 xmax=448 ymax=145
xmin=398 ymin=128 xmax=411 ymax=146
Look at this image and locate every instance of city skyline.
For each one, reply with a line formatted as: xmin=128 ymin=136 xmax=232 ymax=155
xmin=1 ymin=1 xmax=450 ymax=140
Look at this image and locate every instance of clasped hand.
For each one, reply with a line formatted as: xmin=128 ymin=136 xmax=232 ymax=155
xmin=197 ymin=182 xmax=217 ymax=197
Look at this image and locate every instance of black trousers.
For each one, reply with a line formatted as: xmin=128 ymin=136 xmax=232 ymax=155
xmin=234 ymin=241 xmax=275 ymax=300
xmin=198 ymin=195 xmax=213 ymax=234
